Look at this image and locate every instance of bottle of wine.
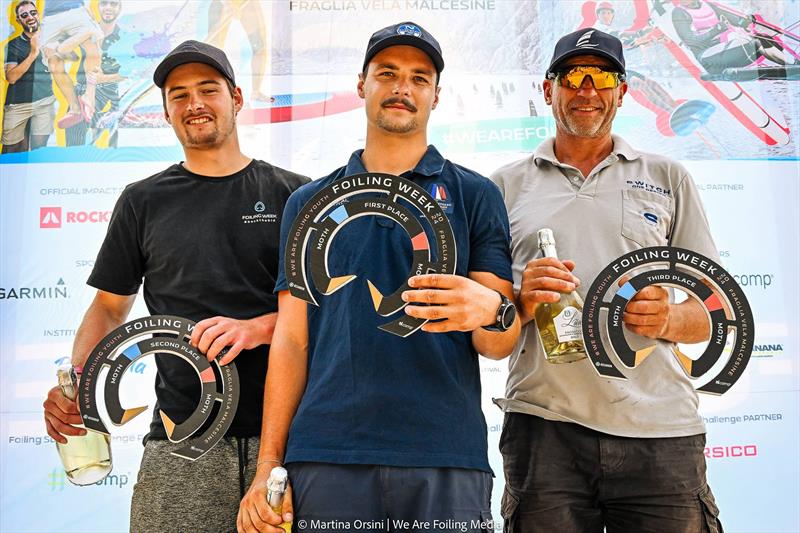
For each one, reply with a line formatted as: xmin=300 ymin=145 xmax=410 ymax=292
xmin=267 ymin=466 xmax=292 ymax=532
xmin=55 ymin=365 xmax=113 ymax=485
xmin=535 ymin=228 xmax=587 ymax=364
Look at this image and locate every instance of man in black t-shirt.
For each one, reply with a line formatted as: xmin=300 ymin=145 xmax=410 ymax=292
xmin=2 ymin=1 xmax=55 ymax=153
xmin=42 ymin=40 xmax=308 ymax=532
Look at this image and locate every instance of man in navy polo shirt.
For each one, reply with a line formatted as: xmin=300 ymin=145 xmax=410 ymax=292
xmin=239 ymin=21 xmax=520 ymax=533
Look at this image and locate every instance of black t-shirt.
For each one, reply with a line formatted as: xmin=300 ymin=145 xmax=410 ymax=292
xmin=4 ymin=34 xmax=54 ymax=105
xmin=88 ymin=160 xmax=309 ymax=439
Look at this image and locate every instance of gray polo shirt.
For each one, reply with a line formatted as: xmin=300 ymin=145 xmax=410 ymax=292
xmin=491 ymin=135 xmax=718 ymax=438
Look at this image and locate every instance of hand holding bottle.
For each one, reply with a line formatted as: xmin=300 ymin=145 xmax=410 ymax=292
xmin=43 ymin=383 xmax=86 ymax=443
xmin=238 ymin=464 xmax=293 ymax=533
xmin=518 ymin=257 xmax=580 ymax=322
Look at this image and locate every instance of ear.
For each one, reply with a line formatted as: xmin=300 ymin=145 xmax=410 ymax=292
xmin=233 ymin=86 xmax=244 ymax=114
xmin=617 ymin=81 xmax=628 ymax=107
xmin=543 ymin=78 xmax=553 ymax=105
xmin=163 ymin=108 xmax=171 ymax=124
xmin=431 ymin=85 xmax=440 ymax=110
xmin=357 ymin=73 xmax=365 ymax=99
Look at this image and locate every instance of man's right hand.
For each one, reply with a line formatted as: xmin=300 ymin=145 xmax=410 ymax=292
xmin=237 ymin=469 xmax=293 ymax=533
xmin=43 ymin=386 xmax=85 ymax=444
xmin=29 ymin=34 xmax=40 ymax=55
xmin=518 ymin=257 xmax=580 ymax=323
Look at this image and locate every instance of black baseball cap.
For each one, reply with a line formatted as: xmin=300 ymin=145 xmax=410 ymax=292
xmin=363 ymin=22 xmax=444 ymax=75
xmin=546 ymin=28 xmax=626 ymax=77
xmin=153 ymin=40 xmax=236 ymax=88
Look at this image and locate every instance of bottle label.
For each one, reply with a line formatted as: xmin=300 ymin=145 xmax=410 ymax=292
xmin=554 ymin=306 xmax=582 ymax=342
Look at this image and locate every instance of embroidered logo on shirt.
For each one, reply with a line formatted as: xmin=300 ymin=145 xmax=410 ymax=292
xmin=626 ymin=179 xmax=672 ymax=198
xmin=241 ymin=200 xmax=276 ymax=224
xmin=429 ymin=183 xmax=453 ymax=214
xmin=642 ymin=211 xmax=659 ymax=226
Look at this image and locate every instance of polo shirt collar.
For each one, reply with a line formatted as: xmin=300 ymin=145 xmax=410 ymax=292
xmin=343 ymin=145 xmax=446 ymax=178
xmin=534 ymin=134 xmax=641 ymax=167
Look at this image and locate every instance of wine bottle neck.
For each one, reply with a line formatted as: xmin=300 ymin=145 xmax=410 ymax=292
xmin=540 ymin=243 xmax=559 ymax=259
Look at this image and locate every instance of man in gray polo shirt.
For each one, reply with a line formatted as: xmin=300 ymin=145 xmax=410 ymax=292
xmin=491 ymin=29 xmax=724 ymax=532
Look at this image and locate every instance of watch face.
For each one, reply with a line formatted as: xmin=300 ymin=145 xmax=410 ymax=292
xmin=501 ymin=301 xmax=517 ymax=330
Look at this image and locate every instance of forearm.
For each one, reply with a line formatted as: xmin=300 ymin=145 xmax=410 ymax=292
xmin=472 ymin=318 xmax=520 ymax=359
xmin=256 ymin=343 xmax=308 ymax=466
xmin=70 ymin=292 xmax=134 ymax=366
xmin=662 ymin=299 xmax=710 ymax=344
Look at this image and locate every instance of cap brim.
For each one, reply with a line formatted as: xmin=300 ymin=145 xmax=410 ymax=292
xmin=547 ymin=49 xmax=625 ymax=76
xmin=153 ymin=51 xmax=233 ymax=88
xmin=363 ymin=36 xmax=444 ymax=74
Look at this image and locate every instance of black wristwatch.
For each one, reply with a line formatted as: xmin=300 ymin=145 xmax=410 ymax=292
xmin=482 ymin=291 xmax=517 ymax=332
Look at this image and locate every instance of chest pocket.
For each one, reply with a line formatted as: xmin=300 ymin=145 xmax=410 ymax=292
xmin=621 ymin=189 xmax=672 ymax=247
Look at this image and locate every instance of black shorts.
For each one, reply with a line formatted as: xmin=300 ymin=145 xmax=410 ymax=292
xmin=499 ymin=413 xmax=723 ymax=533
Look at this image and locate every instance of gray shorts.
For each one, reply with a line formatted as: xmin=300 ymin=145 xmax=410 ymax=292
xmin=129 ymin=436 xmax=259 ymax=533
xmin=2 ymin=95 xmax=56 ymax=144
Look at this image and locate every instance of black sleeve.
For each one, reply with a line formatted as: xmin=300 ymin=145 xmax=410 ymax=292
xmin=672 ymin=7 xmax=724 ymax=49
xmin=4 ymin=40 xmax=21 ymax=65
xmin=86 ymin=188 xmax=145 ymax=295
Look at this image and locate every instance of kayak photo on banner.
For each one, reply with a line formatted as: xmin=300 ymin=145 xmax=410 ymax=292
xmin=1 ymin=1 xmax=798 ymax=531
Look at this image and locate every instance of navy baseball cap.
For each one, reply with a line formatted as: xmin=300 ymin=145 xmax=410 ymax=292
xmin=546 ymin=28 xmax=626 ymax=77
xmin=363 ymin=22 xmax=444 ymax=75
xmin=153 ymin=40 xmax=236 ymax=88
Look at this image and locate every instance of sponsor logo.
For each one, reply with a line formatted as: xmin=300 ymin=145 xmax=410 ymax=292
xmin=752 ymin=343 xmax=783 ymax=357
xmin=704 ymin=444 xmax=758 ymax=459
xmin=40 ymin=207 xmax=111 ymax=229
xmin=40 ymin=207 xmax=61 ymax=228
xmin=642 ymin=211 xmax=658 ymax=225
xmin=429 ymin=183 xmax=453 ymax=214
xmin=397 ymin=23 xmax=422 ymax=37
xmin=48 ymin=469 xmax=66 ymax=491
xmin=242 ymin=201 xmax=276 ymax=224
xmin=0 ymin=278 xmax=68 ymax=300
xmin=75 ymin=260 xmax=95 ymax=268
xmin=54 ymin=355 xmax=147 ymax=373
xmin=625 ymin=179 xmax=672 ymax=198
xmin=732 ymin=272 xmax=774 ymax=290
xmin=576 ymin=30 xmax=599 ymax=48
xmin=47 ymin=468 xmax=130 ymax=490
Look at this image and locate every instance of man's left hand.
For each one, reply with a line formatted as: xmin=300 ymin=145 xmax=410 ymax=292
xmin=403 ymin=274 xmax=500 ymax=333
xmin=190 ymin=314 xmax=277 ymax=364
xmin=622 ymin=284 xmax=670 ymax=339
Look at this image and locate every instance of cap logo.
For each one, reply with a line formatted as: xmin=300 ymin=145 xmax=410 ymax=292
xmin=576 ymin=30 xmax=599 ymax=48
xmin=396 ymin=24 xmax=422 ymax=37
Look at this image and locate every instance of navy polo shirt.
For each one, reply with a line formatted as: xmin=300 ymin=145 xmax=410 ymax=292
xmin=275 ymin=145 xmax=512 ymax=472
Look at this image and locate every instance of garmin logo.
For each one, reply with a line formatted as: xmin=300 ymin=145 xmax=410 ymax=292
xmin=1 ymin=278 xmax=68 ymax=300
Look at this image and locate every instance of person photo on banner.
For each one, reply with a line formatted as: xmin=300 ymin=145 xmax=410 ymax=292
xmin=671 ymin=0 xmax=793 ymax=75
xmin=238 ymin=20 xmax=520 ymax=533
xmin=2 ymin=0 xmax=56 ymax=153
xmin=491 ymin=28 xmax=724 ymax=532
xmin=42 ymin=40 xmax=309 ymax=532
xmin=63 ymin=0 xmax=132 ymax=147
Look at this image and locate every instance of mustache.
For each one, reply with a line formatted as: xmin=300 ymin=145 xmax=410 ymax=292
xmin=381 ymin=97 xmax=417 ymax=112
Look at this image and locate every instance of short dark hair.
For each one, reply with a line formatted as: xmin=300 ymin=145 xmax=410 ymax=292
xmin=15 ymin=0 xmax=36 ymax=17
xmin=160 ymin=76 xmax=237 ymax=110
